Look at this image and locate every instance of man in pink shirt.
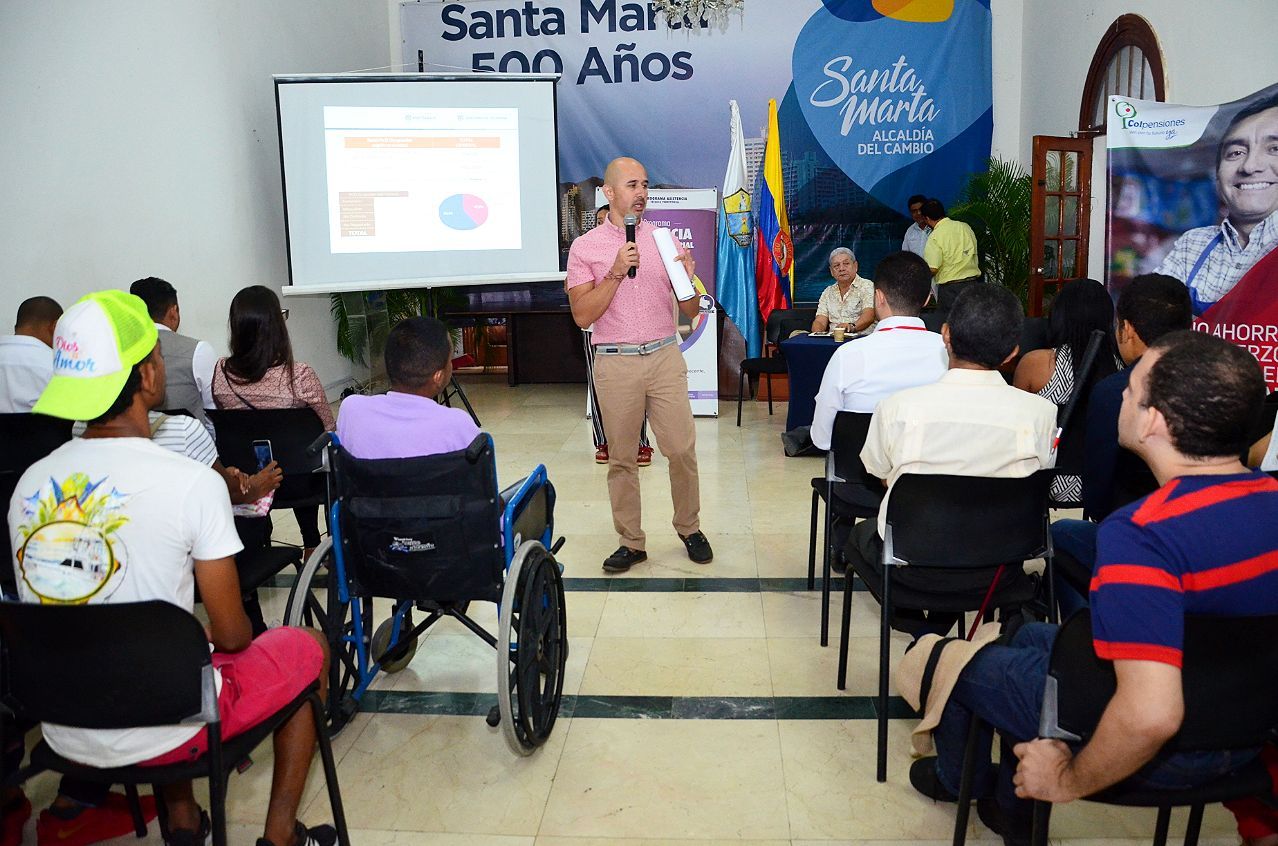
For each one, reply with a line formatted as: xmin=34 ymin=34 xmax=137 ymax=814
xmin=565 ymin=157 xmax=712 ymax=572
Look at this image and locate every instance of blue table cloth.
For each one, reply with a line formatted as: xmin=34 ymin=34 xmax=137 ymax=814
xmin=780 ymin=334 xmax=845 ymax=431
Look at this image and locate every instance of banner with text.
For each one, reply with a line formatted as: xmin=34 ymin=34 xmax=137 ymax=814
xmin=402 ymin=0 xmax=992 ymax=301
xmin=1107 ymin=84 xmax=1278 ymax=388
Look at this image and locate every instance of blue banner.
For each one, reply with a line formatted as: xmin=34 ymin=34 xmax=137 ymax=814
xmin=403 ymin=0 xmax=992 ymax=300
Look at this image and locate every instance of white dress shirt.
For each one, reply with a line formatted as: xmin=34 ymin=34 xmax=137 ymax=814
xmin=0 ymin=334 xmax=53 ymax=413
xmin=902 ymin=222 xmax=931 ymax=258
xmin=156 ymin=324 xmax=217 ymax=410
xmin=810 ymin=316 xmax=948 ymax=449
xmin=860 ymin=368 xmax=1058 ymax=537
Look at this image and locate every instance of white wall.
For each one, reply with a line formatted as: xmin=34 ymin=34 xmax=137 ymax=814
xmin=0 ymin=1 xmax=392 ymax=393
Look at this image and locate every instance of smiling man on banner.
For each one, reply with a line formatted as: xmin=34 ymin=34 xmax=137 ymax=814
xmin=756 ymin=99 xmax=793 ymax=325
xmin=717 ymin=100 xmax=762 ymax=359
xmin=1156 ymin=95 xmax=1278 ymax=314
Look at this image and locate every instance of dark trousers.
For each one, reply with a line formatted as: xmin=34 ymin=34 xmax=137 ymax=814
xmin=936 ymin=277 xmax=982 ymax=316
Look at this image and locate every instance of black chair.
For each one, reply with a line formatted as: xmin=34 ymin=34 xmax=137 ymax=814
xmin=0 ymin=600 xmax=349 ymax=846
xmin=806 ymin=411 xmax=881 ymax=647
xmin=847 ymin=470 xmax=1055 ymax=782
xmin=952 ymin=610 xmax=1278 ymax=846
xmin=1248 ymin=389 xmax=1278 ymax=447
xmin=736 ymin=309 xmax=797 ymax=427
xmin=204 ymin=409 xmax=326 ymax=598
xmin=0 ymin=413 xmax=73 ymax=594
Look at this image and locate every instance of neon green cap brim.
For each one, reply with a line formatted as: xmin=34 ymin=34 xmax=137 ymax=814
xmin=33 ymin=365 xmax=134 ymax=421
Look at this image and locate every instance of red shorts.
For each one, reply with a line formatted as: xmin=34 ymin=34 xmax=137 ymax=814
xmin=140 ymin=627 xmax=324 ymax=767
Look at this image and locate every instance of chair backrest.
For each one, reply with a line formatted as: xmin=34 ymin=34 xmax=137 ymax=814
xmin=333 ymin=434 xmax=505 ymax=602
xmin=884 ymin=471 xmax=1053 ymax=568
xmin=828 ymin=411 xmax=881 ymax=496
xmin=0 ymin=600 xmax=213 ymax=728
xmin=1049 ymin=610 xmax=1278 ymax=752
xmin=0 ymin=414 xmax=74 ymax=593
xmin=763 ymin=309 xmax=793 ymax=347
xmin=205 ymin=408 xmax=326 ymax=509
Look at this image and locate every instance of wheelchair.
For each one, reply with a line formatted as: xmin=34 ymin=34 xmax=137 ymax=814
xmin=283 ymin=432 xmax=567 ymax=755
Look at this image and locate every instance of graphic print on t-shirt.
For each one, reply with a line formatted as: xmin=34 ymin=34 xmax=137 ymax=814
xmin=14 ymin=473 xmax=130 ymax=604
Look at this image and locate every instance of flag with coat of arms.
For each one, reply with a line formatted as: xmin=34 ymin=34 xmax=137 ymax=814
xmin=716 ymin=100 xmax=762 ymax=358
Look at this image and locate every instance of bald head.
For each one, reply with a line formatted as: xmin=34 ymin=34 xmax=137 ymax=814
xmin=602 ymin=157 xmax=649 ymax=224
xmin=15 ymin=296 xmax=62 ymax=347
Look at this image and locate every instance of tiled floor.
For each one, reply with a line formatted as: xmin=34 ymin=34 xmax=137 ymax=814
xmin=17 ymin=378 xmax=1242 ymax=844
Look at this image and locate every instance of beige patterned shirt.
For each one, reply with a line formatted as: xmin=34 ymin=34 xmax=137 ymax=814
xmin=815 ymin=275 xmax=874 ymax=328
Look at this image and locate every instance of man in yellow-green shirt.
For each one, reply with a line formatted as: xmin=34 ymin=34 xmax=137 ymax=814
xmin=921 ymin=198 xmax=981 ymax=315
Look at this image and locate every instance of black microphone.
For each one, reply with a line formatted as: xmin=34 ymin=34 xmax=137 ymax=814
xmin=624 ymin=213 xmax=637 ymax=278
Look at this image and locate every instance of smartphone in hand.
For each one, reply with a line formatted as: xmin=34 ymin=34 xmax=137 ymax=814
xmin=251 ymin=439 xmax=273 ymax=472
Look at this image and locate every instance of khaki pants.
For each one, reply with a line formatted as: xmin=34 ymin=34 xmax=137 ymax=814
xmin=592 ymin=343 xmax=700 ymax=549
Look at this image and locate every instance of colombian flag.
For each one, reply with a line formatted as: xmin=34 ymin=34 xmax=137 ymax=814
xmin=755 ymin=98 xmax=793 ymax=324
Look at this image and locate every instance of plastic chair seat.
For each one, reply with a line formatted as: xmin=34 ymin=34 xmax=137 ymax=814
xmin=237 ymin=546 xmax=302 ymax=593
xmin=809 ymin=476 xmax=883 ymax=514
xmin=1086 ymin=757 xmax=1270 ymax=808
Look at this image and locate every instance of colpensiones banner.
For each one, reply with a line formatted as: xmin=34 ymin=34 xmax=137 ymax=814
xmin=401 ymin=0 xmax=992 ymax=301
xmin=1107 ymin=84 xmax=1278 ymax=388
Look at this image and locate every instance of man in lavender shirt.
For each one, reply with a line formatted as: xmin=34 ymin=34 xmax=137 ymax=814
xmin=336 ymin=317 xmax=479 ymax=459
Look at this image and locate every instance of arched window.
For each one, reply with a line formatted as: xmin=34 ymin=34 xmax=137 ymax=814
xmin=1079 ymin=14 xmax=1165 ymax=133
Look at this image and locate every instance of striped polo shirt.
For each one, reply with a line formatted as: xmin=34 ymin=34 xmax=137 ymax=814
xmin=1090 ymin=470 xmax=1278 ymax=667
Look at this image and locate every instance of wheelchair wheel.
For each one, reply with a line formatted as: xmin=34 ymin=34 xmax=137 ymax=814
xmin=371 ymin=612 xmax=418 ymax=673
xmin=497 ymin=540 xmax=567 ymax=756
xmin=284 ymin=539 xmax=367 ymax=735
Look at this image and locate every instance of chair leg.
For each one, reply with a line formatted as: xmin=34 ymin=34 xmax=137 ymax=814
xmin=820 ymin=502 xmax=833 ymax=646
xmin=837 ymin=567 xmax=854 ymax=690
xmin=807 ymin=490 xmax=818 ymax=591
xmin=952 ymin=714 xmax=982 ymax=846
xmin=1045 ymin=551 xmax=1058 ymax=625
xmin=124 ymin=783 xmax=147 ymax=837
xmin=311 ymin=693 xmax=352 ymax=846
xmin=736 ymin=369 xmax=746 ymax=427
xmin=208 ymin=728 xmax=228 ymax=846
xmin=877 ymin=569 xmax=891 ymax=782
xmin=1030 ymin=800 xmax=1051 ymax=846
xmin=765 ymin=372 xmax=773 ymax=415
xmin=1183 ymin=803 xmax=1204 ymax=846
xmin=1151 ymin=805 xmax=1172 ymax=846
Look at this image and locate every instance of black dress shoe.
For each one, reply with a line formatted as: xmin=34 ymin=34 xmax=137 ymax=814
xmin=603 ymin=546 xmax=647 ymax=573
xmin=679 ymin=531 xmax=713 ymax=563
xmin=908 ymin=757 xmax=958 ymax=802
xmin=977 ymin=796 xmax=1033 ymax=846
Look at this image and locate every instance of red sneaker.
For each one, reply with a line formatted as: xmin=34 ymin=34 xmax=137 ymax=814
xmin=2 ymin=792 xmax=31 ymax=846
xmin=37 ymin=792 xmax=158 ymax=846
xmin=637 ymin=446 xmax=653 ymax=467
xmin=595 ymin=444 xmax=609 ymax=464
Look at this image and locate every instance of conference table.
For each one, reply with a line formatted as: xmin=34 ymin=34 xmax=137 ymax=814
xmin=779 ymin=333 xmax=849 ymax=431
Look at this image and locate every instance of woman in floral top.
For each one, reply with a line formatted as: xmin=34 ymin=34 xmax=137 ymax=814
xmin=211 ymin=285 xmax=335 ymax=555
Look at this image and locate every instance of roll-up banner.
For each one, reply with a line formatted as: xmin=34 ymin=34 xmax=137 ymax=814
xmin=1107 ymin=84 xmax=1278 ymax=388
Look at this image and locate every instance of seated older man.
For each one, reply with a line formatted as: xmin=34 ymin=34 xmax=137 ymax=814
xmin=810 ymin=247 xmax=875 ymax=335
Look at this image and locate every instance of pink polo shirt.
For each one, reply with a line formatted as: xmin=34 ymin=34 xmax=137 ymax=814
xmin=565 ymin=217 xmax=680 ymax=345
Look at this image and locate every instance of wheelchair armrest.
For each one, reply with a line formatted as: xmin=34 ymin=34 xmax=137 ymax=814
xmin=465 ymin=433 xmax=492 ymax=464
xmin=502 ymin=465 xmax=551 ymax=547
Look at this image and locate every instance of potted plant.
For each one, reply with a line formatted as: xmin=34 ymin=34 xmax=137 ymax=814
xmin=949 ymin=157 xmax=1032 ymax=308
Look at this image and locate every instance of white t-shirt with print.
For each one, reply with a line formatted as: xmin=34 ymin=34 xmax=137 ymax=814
xmin=8 ymin=437 xmax=243 ymax=767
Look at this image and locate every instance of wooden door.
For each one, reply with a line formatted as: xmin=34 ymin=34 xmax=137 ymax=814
xmin=1029 ymin=136 xmax=1093 ymax=316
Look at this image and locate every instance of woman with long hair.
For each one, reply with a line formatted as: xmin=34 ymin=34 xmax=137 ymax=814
xmin=1014 ymin=278 xmax=1121 ymax=501
xmin=211 ymin=285 xmax=334 ymax=555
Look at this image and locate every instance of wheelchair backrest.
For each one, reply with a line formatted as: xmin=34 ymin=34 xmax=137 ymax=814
xmin=333 ymin=434 xmax=506 ymax=602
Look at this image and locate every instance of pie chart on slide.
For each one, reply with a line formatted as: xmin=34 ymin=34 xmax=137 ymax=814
xmin=438 ymin=194 xmax=489 ymax=230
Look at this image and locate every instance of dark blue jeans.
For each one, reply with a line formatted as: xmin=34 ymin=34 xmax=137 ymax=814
xmin=932 ymin=622 xmax=1255 ymax=817
xmin=1049 ymin=519 xmax=1098 ymax=619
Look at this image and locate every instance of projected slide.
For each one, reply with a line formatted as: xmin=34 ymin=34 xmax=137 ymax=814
xmin=323 ymin=106 xmax=521 ymax=254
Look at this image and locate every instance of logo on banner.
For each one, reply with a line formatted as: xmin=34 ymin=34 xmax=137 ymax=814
xmin=723 ymin=188 xmax=753 ymax=248
xmin=792 ymin=1 xmax=991 ymax=207
xmin=1115 ymin=101 xmax=1137 ymax=120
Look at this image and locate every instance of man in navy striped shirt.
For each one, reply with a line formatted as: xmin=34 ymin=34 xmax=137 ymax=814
xmin=912 ymin=330 xmax=1278 ymax=845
